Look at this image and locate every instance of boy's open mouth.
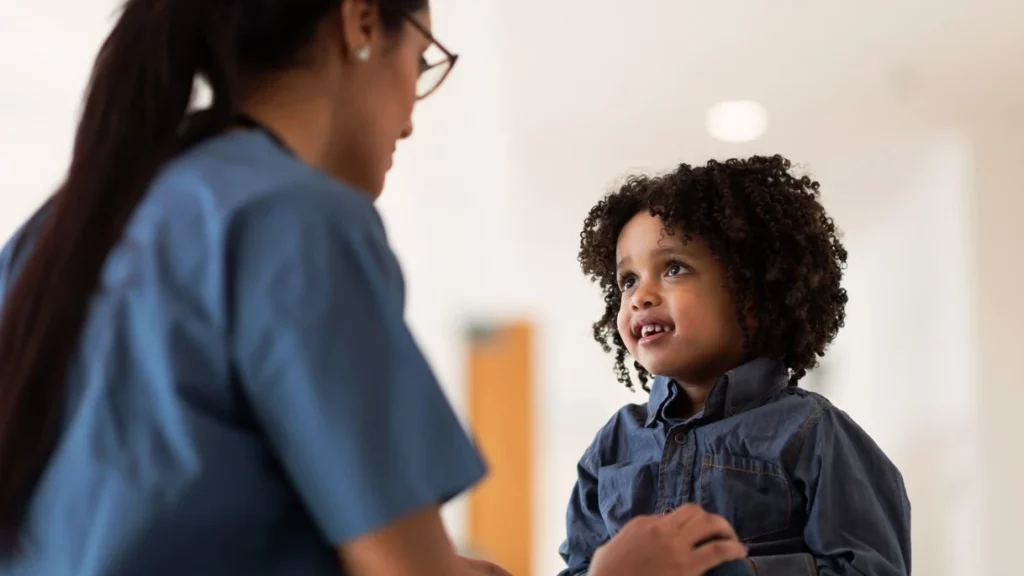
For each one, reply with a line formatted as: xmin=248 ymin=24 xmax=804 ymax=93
xmin=631 ymin=316 xmax=675 ymax=343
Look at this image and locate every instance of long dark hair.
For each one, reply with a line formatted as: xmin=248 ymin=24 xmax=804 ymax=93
xmin=0 ymin=0 xmax=426 ymax=547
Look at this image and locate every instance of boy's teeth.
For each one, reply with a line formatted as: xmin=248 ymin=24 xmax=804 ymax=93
xmin=641 ymin=324 xmax=666 ymax=337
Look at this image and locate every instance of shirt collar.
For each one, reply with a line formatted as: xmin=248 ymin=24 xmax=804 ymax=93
xmin=644 ymin=358 xmax=789 ymax=427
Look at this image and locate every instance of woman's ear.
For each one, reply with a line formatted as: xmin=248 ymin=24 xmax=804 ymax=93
xmin=336 ymin=0 xmax=379 ymax=60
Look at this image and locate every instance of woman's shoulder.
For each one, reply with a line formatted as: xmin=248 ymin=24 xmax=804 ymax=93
xmin=93 ymin=131 xmax=400 ymax=327
xmin=122 ymin=131 xmax=395 ymax=284
xmin=148 ymin=130 xmax=382 ymax=237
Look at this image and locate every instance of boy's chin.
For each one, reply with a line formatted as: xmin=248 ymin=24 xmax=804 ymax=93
xmin=636 ymin=356 xmax=686 ymax=381
xmin=638 ymin=354 xmax=719 ymax=385
xmin=634 ymin=344 xmax=726 ymax=383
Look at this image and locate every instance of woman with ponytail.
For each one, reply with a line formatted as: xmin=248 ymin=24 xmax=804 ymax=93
xmin=0 ymin=1 xmax=501 ymax=574
xmin=0 ymin=1 xmax=750 ymax=575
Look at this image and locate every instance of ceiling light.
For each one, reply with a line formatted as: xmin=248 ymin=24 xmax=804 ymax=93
xmin=705 ymin=100 xmax=769 ymax=143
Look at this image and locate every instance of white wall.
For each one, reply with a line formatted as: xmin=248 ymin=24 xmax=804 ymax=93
xmin=970 ymin=96 xmax=1024 ymax=575
xmin=825 ymin=130 xmax=981 ymax=576
xmin=0 ymin=2 xmax=117 ymax=236
xmin=376 ymin=0 xmax=535 ymax=547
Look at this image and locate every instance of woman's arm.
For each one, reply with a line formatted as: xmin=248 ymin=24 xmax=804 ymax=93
xmin=340 ymin=505 xmax=492 ymax=576
xmin=340 ymin=504 xmax=513 ymax=576
xmin=228 ymin=188 xmax=487 ymax=568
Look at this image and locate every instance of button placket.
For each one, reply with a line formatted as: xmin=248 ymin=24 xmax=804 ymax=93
xmin=655 ymin=424 xmax=695 ymax=513
xmin=678 ymin=426 xmax=698 ymax=504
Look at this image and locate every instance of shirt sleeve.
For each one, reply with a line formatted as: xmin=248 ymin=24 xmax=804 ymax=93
xmin=706 ymin=560 xmax=757 ymax=576
xmin=558 ymin=437 xmax=609 ymax=576
xmin=751 ymin=406 xmax=912 ymax=576
xmin=227 ymin=189 xmax=486 ymax=545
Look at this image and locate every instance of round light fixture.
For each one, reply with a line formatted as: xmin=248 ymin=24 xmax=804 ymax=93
xmin=705 ymin=100 xmax=769 ymax=143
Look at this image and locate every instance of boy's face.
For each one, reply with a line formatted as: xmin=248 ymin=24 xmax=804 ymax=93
xmin=615 ymin=212 xmax=746 ymax=385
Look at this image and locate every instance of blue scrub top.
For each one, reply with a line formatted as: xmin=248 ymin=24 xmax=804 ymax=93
xmin=0 ymin=130 xmax=486 ymax=576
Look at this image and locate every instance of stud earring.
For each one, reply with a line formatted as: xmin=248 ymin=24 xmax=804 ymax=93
xmin=355 ymin=46 xmax=371 ymax=62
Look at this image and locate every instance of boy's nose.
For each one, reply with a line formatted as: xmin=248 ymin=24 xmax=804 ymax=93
xmin=630 ymin=285 xmax=661 ymax=309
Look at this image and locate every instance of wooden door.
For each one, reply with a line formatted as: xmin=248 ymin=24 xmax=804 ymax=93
xmin=466 ymin=321 xmax=534 ymax=576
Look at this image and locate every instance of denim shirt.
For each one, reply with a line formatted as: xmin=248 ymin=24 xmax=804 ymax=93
xmin=558 ymin=358 xmax=911 ymax=576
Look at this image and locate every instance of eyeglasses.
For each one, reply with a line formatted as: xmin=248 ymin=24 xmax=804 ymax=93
xmin=403 ymin=14 xmax=458 ymax=100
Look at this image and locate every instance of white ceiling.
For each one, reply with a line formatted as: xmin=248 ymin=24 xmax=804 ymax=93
xmin=498 ymin=0 xmax=1024 ymax=110
xmin=395 ymin=0 xmax=1020 ymax=245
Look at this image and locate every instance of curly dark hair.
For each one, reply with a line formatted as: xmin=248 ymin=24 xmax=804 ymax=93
xmin=579 ymin=154 xmax=848 ymax=391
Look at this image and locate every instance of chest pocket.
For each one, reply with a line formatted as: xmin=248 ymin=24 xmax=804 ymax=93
xmin=698 ymin=453 xmax=792 ymax=542
xmin=596 ymin=462 xmax=658 ymax=536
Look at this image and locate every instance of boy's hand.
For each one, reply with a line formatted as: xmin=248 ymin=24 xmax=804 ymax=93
xmin=589 ymin=504 xmax=748 ymax=576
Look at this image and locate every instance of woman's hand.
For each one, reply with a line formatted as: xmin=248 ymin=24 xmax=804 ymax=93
xmin=588 ymin=504 xmax=748 ymax=576
xmin=460 ymin=556 xmax=513 ymax=575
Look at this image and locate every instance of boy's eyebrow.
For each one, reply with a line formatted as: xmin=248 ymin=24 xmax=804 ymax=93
xmin=654 ymin=245 xmax=690 ymax=257
xmin=616 ymin=246 xmax=695 ymax=270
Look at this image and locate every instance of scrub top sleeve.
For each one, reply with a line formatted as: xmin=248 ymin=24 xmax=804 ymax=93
xmin=227 ymin=191 xmax=486 ymax=546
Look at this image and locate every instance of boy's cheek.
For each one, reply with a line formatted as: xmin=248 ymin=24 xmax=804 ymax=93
xmin=616 ymin=311 xmax=633 ymax=346
xmin=616 ymin=326 xmax=634 ymax=351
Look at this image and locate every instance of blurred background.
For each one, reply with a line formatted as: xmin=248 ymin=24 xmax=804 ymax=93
xmin=2 ymin=0 xmax=1022 ymax=574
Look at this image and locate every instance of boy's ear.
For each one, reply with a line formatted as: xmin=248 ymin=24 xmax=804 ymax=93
xmin=741 ymin=301 xmax=759 ymax=331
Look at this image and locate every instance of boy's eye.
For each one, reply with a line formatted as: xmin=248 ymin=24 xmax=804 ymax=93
xmin=666 ymin=261 xmax=688 ymax=276
xmin=619 ymin=275 xmax=636 ymax=290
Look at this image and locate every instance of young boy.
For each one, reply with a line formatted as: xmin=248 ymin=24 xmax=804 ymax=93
xmin=559 ymin=156 xmax=911 ymax=576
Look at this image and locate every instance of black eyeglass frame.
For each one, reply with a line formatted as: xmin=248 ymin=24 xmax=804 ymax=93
xmin=403 ymin=14 xmax=459 ymax=99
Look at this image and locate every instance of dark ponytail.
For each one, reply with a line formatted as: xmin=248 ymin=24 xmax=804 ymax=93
xmin=0 ymin=0 xmax=242 ymax=546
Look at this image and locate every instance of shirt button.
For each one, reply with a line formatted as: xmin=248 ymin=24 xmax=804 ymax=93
xmin=674 ymin=432 xmax=688 ymax=445
xmin=660 ymin=507 xmax=673 ymax=515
